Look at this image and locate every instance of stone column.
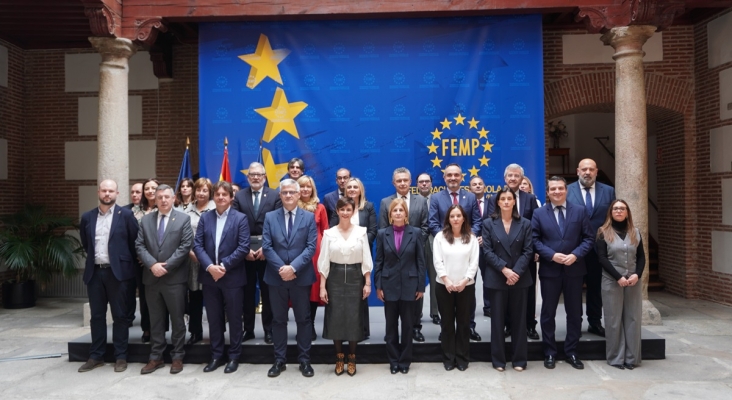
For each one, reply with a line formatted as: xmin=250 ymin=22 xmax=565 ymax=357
xmin=89 ymin=37 xmax=137 ymax=204
xmin=601 ymin=25 xmax=661 ymax=325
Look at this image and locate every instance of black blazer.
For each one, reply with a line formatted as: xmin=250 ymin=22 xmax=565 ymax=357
xmin=193 ymin=208 xmax=251 ymax=289
xmin=374 ymin=225 xmax=426 ymax=301
xmin=481 ymin=217 xmax=534 ymax=290
xmin=79 ymin=204 xmax=139 ymax=284
xmin=486 ymin=190 xmax=539 ymax=221
xmin=232 ymin=186 xmax=282 ymax=236
xmin=329 ymin=201 xmax=378 ymax=246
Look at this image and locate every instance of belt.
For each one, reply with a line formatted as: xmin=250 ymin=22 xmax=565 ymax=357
xmin=95 ymin=263 xmax=111 ymax=268
xmin=329 ymin=262 xmax=362 ymax=268
xmin=251 ymin=235 xmax=263 ymax=240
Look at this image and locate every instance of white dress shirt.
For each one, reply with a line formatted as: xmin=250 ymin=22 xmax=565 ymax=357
xmin=94 ymin=206 xmax=113 ymax=264
xmin=432 ymin=231 xmax=479 ymax=285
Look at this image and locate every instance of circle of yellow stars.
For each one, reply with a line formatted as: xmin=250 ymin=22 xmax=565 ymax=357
xmin=427 ymin=113 xmax=494 ymax=178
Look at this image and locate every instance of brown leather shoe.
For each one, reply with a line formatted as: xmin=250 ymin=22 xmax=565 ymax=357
xmin=170 ymin=359 xmax=184 ymax=374
xmin=140 ymin=360 xmax=164 ymax=374
xmin=114 ymin=359 xmax=127 ymax=372
xmin=334 ymin=353 xmax=345 ymax=376
xmin=78 ymin=358 xmax=104 ymax=373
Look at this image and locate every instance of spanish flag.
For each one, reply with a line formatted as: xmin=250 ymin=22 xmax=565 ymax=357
xmin=219 ymin=138 xmax=231 ymax=182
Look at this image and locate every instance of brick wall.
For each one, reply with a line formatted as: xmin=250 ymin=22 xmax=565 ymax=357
xmin=693 ymin=9 xmax=732 ymax=304
xmin=0 ymin=39 xmax=25 ymax=215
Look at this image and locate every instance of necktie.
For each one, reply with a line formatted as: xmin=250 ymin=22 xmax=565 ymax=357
xmin=157 ymin=214 xmax=166 ymax=244
xmin=401 ymin=195 xmax=408 ymax=211
xmin=253 ymin=191 xmax=260 ymax=215
xmin=584 ymin=187 xmax=593 ymax=216
xmin=451 ymin=192 xmax=458 ymax=205
xmin=556 ymin=206 xmax=565 ymax=236
xmin=287 ymin=211 xmax=293 ymax=238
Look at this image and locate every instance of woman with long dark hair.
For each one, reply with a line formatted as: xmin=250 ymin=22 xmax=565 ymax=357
xmin=596 ymin=199 xmax=645 ymax=370
xmin=433 ymin=204 xmax=479 ymax=371
xmin=174 ymin=178 xmax=195 ymax=210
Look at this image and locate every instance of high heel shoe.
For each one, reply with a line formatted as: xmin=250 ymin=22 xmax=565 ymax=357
xmin=334 ymin=353 xmax=345 ymax=376
xmin=347 ymin=354 xmax=357 ymax=376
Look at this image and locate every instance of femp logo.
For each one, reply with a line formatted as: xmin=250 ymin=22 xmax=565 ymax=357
xmin=393 ymin=73 xmax=405 ymax=85
xmin=424 ymin=72 xmax=436 ymax=84
xmin=423 ymin=40 xmax=435 ymax=53
xmin=514 ymin=102 xmax=526 ymax=114
xmin=333 ymin=42 xmax=346 ymax=54
xmin=364 ymin=168 xmax=379 ymax=183
xmin=245 ymin=138 xmax=258 ymax=151
xmin=484 ymin=102 xmax=497 ymax=115
xmin=330 ymin=136 xmax=350 ymax=154
xmin=334 ymin=105 xmax=346 ymax=118
xmin=334 ymin=74 xmax=346 ymax=86
xmin=364 ymin=136 xmax=377 ymax=149
xmin=511 ymin=70 xmax=529 ymax=87
xmin=424 ymin=103 xmax=436 ymax=116
xmin=306 ymin=137 xmax=319 ymax=153
xmin=393 ymin=41 xmax=405 ymax=53
xmin=394 ymin=136 xmax=406 ymax=148
xmin=216 ymin=76 xmax=228 ymax=88
xmin=364 ymin=104 xmax=377 ymax=117
xmin=304 ymin=74 xmax=316 ymax=87
xmin=216 ymin=107 xmax=228 ymax=119
xmin=363 ymin=42 xmax=375 ymax=54
xmin=513 ymin=38 xmax=525 ymax=51
xmin=453 ymin=71 xmax=466 ymax=84
xmin=394 ymin=104 xmax=406 ymax=117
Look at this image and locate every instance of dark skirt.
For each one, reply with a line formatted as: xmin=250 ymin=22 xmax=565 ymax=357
xmin=323 ymin=263 xmax=365 ymax=342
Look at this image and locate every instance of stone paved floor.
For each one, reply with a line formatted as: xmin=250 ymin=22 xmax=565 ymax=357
xmin=1 ymin=292 xmax=732 ymax=399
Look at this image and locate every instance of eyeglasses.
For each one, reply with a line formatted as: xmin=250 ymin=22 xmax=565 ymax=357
xmin=281 ymin=190 xmax=298 ymax=196
xmin=248 ymin=173 xmax=264 ymax=178
xmin=612 ymin=207 xmax=627 ymax=211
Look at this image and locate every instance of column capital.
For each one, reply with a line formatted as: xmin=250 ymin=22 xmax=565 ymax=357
xmin=601 ymin=25 xmax=656 ymax=59
xmin=89 ymin=37 xmax=138 ymax=61
xmin=576 ymin=1 xmax=685 ymax=34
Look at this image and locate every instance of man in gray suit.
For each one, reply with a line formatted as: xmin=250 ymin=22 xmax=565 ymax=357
xmin=416 ymin=172 xmax=440 ymax=326
xmin=135 ymin=184 xmax=193 ymax=375
xmin=378 ymin=167 xmax=429 ymax=342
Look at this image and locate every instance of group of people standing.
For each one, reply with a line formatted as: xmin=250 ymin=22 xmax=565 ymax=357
xmin=76 ymin=156 xmax=644 ymax=377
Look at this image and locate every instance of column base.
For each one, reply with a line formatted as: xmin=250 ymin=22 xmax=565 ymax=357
xmin=642 ymin=299 xmax=662 ymax=325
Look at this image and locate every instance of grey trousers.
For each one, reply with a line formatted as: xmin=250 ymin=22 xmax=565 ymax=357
xmin=146 ymin=282 xmax=187 ymax=361
xmin=601 ymin=275 xmax=642 ymax=366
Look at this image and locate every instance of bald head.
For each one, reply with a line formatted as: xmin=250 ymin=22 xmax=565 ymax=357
xmin=577 ymin=158 xmax=598 ymax=188
xmin=98 ymin=179 xmax=119 ymax=207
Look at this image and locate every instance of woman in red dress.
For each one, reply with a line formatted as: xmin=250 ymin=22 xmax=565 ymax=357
xmin=297 ymin=175 xmax=329 ymax=341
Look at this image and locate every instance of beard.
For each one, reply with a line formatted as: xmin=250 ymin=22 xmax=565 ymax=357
xmin=99 ymin=197 xmax=116 ymax=206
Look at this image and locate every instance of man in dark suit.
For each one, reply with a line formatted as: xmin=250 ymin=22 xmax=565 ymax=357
xmin=378 ymin=167 xmax=429 ymax=342
xmin=323 ymin=168 xmax=350 ymax=222
xmin=469 ymin=176 xmax=491 ymax=320
xmin=428 ymin=163 xmax=482 ymax=342
xmin=135 ymin=184 xmax=193 ymax=375
xmin=281 ymin=157 xmax=305 ymax=181
xmin=486 ymin=164 xmax=541 ymax=340
xmin=124 ymin=183 xmax=143 ymax=210
xmin=567 ymin=158 xmax=615 ymax=337
xmin=416 ymin=172 xmax=440 ymax=325
xmin=78 ymin=179 xmax=139 ymax=373
xmin=262 ymin=179 xmax=318 ymax=378
xmin=532 ymin=176 xmax=594 ymax=370
xmin=232 ymin=162 xmax=282 ymax=343
xmin=194 ymin=181 xmax=250 ymax=374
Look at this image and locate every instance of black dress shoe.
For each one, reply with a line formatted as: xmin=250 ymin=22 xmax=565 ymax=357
xmin=504 ymin=327 xmax=512 ymax=337
xmin=438 ymin=332 xmax=442 ymax=341
xmin=484 ymin=310 xmax=492 ymax=318
xmin=311 ymin=325 xmax=317 ymax=342
xmin=390 ymin=365 xmax=399 ymax=374
xmin=544 ymin=355 xmax=556 ymax=369
xmin=431 ymin=315 xmax=441 ymax=325
xmin=444 ymin=363 xmax=455 ymax=371
xmin=186 ymin=333 xmax=203 ymax=345
xmin=456 ymin=364 xmax=468 ymax=371
xmin=267 ymin=361 xmax=286 ymax=377
xmin=264 ymin=331 xmax=273 ymax=344
xmin=566 ymin=355 xmax=584 ymax=370
xmin=611 ymin=364 xmax=625 ymax=370
xmin=470 ymin=328 xmax=482 ymax=342
xmin=623 ymin=363 xmax=635 ymax=370
xmin=299 ymin=362 xmax=314 ymax=377
xmin=412 ymin=329 xmax=425 ymax=342
xmin=400 ymin=366 xmax=409 ymax=374
xmin=224 ymin=360 xmax=239 ymax=373
xmin=588 ymin=324 xmax=606 ymax=337
xmin=527 ymin=328 xmax=540 ymax=340
xmin=203 ymin=358 xmax=225 ymax=373
xmin=242 ymin=331 xmax=255 ymax=342
xmin=141 ymin=332 xmax=151 ymax=343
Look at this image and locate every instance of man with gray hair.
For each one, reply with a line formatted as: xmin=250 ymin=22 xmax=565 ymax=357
xmin=487 ymin=163 xmax=540 ymax=340
xmin=233 ymin=162 xmax=282 ymax=344
xmin=136 ymin=184 xmax=193 ymax=374
xmin=262 ymin=179 xmax=317 ymax=378
xmin=378 ymin=167 xmax=429 ymax=342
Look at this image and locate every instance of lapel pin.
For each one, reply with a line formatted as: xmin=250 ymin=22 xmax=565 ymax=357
xmin=172 ymin=218 xmax=176 ymax=221
xmin=118 ymin=211 xmax=121 ymax=214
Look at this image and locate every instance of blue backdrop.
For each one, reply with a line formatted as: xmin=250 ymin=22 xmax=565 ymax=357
xmin=198 ymin=15 xmax=546 ymax=203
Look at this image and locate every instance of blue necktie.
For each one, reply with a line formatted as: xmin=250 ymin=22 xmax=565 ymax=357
xmin=253 ymin=191 xmax=260 ymax=215
xmin=287 ymin=211 xmax=293 ymax=238
xmin=556 ymin=206 xmax=565 ymax=236
xmin=584 ymin=187 xmax=593 ymax=216
xmin=157 ymin=214 xmax=166 ymax=244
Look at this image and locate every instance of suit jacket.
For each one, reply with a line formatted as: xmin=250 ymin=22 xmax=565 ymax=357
xmin=377 ymin=194 xmax=429 ymax=240
xmin=374 ymin=225 xmax=426 ymax=301
xmin=322 ymin=190 xmax=341 ymax=221
xmin=262 ymin=207 xmax=318 ymax=287
xmin=428 ymin=189 xmax=482 ymax=236
xmin=123 ymin=203 xmax=134 ymax=210
xmin=481 ymin=217 xmax=534 ymax=290
xmin=486 ymin=190 xmax=539 ymax=221
xmin=329 ymin=201 xmax=378 ymax=246
xmin=531 ymin=202 xmax=595 ymax=278
xmin=567 ymin=181 xmax=615 ymax=233
xmin=232 ymin=186 xmax=282 ymax=236
xmin=79 ymin=204 xmax=139 ymax=284
xmin=193 ymin=208 xmax=251 ymax=289
xmin=135 ymin=209 xmax=193 ymax=286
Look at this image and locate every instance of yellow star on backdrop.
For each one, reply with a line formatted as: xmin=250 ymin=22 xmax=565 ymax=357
xmin=431 ymin=155 xmax=443 ymax=168
xmin=482 ymin=140 xmax=494 ymax=152
xmin=468 ymin=165 xmax=481 ymax=177
xmin=255 ymin=88 xmax=308 ymax=143
xmin=427 ymin=142 xmax=439 ymax=154
xmin=477 ymin=127 xmax=489 ymax=138
xmin=478 ymin=155 xmax=490 ymax=166
xmin=431 ymin=129 xmax=443 ymax=140
xmin=260 ymin=148 xmax=289 ymax=188
xmin=238 ymin=34 xmax=291 ymax=89
xmin=454 ymin=113 xmax=466 ymax=125
xmin=468 ymin=118 xmax=479 ymax=129
xmin=440 ymin=118 xmax=452 ymax=130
